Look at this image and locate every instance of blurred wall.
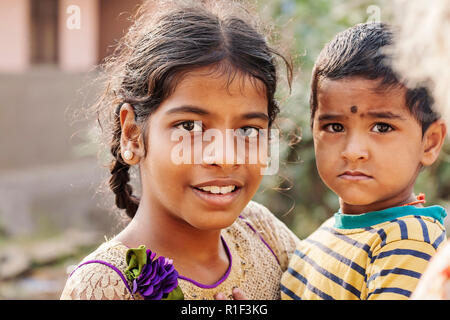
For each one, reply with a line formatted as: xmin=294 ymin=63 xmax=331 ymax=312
xmin=58 ymin=0 xmax=99 ymax=72
xmin=0 ymin=0 xmax=143 ymax=237
xmin=0 ymin=0 xmax=30 ymax=72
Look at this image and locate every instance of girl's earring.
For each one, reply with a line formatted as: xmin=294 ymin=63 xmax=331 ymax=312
xmin=123 ymin=150 xmax=134 ymax=161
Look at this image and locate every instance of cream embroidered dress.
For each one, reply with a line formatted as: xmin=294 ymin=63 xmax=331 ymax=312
xmin=60 ymin=201 xmax=300 ymax=300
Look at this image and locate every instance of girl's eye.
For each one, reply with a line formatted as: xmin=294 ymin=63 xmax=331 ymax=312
xmin=371 ymin=123 xmax=393 ymax=133
xmin=236 ymin=127 xmax=259 ymax=138
xmin=176 ymin=121 xmax=203 ymax=132
xmin=324 ymin=123 xmax=344 ymax=133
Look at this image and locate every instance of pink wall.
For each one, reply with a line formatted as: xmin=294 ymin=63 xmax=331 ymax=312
xmin=58 ymin=0 xmax=99 ymax=72
xmin=0 ymin=0 xmax=30 ymax=72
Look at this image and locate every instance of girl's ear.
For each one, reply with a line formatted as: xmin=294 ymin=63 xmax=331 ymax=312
xmin=119 ymin=103 xmax=145 ymax=165
xmin=421 ymin=119 xmax=447 ymax=167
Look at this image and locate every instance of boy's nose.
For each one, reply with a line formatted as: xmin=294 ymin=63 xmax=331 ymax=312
xmin=341 ymin=135 xmax=369 ymax=162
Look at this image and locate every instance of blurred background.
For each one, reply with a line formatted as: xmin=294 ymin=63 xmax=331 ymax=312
xmin=0 ymin=0 xmax=448 ymax=299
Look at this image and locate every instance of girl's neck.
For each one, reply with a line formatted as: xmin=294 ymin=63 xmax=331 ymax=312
xmin=113 ymin=199 xmax=230 ymax=284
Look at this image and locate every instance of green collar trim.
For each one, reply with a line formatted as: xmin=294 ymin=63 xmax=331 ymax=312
xmin=333 ymin=205 xmax=447 ymax=229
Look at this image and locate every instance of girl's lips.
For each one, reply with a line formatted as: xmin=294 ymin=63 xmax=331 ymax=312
xmin=191 ymin=186 xmax=242 ymax=207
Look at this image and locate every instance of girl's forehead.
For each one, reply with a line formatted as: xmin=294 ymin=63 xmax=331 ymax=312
xmin=177 ymin=65 xmax=266 ymax=94
xmin=152 ymin=67 xmax=269 ymax=118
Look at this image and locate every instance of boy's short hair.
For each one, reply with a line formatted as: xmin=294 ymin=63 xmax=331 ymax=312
xmin=310 ymin=22 xmax=440 ymax=134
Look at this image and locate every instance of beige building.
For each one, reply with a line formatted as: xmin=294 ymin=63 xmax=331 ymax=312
xmin=0 ymin=0 xmax=143 ymax=72
xmin=0 ymin=0 xmax=143 ymax=236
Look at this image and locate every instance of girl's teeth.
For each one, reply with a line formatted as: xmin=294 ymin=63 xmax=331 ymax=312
xmin=198 ymin=185 xmax=236 ymax=194
xmin=211 ymin=186 xmax=220 ymax=194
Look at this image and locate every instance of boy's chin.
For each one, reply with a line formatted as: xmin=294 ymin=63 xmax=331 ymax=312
xmin=338 ymin=195 xmax=376 ymax=207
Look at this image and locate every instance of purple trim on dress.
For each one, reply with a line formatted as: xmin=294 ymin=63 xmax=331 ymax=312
xmin=177 ymin=236 xmax=232 ymax=289
xmin=239 ymin=215 xmax=281 ymax=266
xmin=69 ymin=259 xmax=134 ymax=299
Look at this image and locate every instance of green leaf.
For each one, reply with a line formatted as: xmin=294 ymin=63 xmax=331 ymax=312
xmin=124 ymin=245 xmax=148 ymax=281
xmin=162 ymin=286 xmax=184 ymax=300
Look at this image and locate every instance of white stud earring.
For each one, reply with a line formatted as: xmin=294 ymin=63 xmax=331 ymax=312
xmin=123 ymin=150 xmax=134 ymax=161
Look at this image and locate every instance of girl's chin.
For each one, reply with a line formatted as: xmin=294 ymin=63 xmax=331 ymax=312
xmin=186 ymin=213 xmax=239 ymax=231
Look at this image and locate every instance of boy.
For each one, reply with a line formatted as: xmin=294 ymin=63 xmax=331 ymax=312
xmin=280 ymin=22 xmax=448 ymax=300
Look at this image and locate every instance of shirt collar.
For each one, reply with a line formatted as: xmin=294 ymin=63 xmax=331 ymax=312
xmin=333 ymin=205 xmax=447 ymax=229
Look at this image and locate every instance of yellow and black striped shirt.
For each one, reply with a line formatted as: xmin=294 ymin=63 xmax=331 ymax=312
xmin=281 ymin=205 xmax=447 ymax=300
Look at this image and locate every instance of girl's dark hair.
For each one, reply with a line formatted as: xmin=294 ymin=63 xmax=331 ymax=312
xmin=310 ymin=22 xmax=440 ymax=133
xmin=94 ymin=0 xmax=293 ymax=219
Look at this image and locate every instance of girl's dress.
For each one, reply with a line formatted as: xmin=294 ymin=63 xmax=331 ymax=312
xmin=412 ymin=240 xmax=450 ymax=299
xmin=60 ymin=201 xmax=300 ymax=300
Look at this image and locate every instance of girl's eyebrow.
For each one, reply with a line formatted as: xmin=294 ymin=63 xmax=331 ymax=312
xmin=242 ymin=112 xmax=269 ymax=122
xmin=165 ymin=106 xmax=269 ymax=121
xmin=165 ymin=105 xmax=209 ymax=115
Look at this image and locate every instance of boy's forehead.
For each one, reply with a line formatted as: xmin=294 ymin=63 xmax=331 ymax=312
xmin=316 ymin=77 xmax=410 ymax=116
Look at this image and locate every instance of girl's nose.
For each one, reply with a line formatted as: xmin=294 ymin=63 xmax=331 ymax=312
xmin=341 ymin=134 xmax=369 ymax=162
xmin=201 ymin=129 xmax=242 ymax=168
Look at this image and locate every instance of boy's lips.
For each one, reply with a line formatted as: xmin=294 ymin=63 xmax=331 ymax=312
xmin=338 ymin=170 xmax=373 ymax=181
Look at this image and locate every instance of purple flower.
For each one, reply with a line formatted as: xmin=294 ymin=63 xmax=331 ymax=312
xmin=131 ymin=249 xmax=180 ymax=300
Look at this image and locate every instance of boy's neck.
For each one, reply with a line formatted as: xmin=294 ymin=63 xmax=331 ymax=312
xmin=339 ymin=191 xmax=420 ymax=215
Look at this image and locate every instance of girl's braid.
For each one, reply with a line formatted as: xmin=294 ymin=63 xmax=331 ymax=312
xmin=108 ymin=114 xmax=139 ymax=218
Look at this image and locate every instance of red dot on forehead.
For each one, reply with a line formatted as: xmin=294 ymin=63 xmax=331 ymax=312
xmin=350 ymin=106 xmax=358 ymax=113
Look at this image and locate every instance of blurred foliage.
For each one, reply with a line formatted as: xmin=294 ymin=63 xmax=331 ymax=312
xmin=252 ymin=0 xmax=450 ymax=239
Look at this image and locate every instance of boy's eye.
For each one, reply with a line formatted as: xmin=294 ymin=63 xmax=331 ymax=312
xmin=236 ymin=127 xmax=259 ymax=138
xmin=371 ymin=123 xmax=393 ymax=133
xmin=324 ymin=123 xmax=345 ymax=133
xmin=176 ymin=121 xmax=203 ymax=132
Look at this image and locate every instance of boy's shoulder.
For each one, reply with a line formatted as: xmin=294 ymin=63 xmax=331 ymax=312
xmin=312 ymin=205 xmax=447 ymax=251
xmin=368 ymin=209 xmax=446 ymax=252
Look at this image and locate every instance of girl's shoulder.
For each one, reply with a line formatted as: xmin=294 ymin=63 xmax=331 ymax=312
xmin=231 ymin=200 xmax=301 ymax=271
xmin=60 ymin=240 xmax=134 ymax=300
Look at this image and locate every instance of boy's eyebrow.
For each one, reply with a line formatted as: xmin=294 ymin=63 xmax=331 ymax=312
xmin=366 ymin=111 xmax=407 ymax=120
xmin=317 ymin=114 xmax=349 ymax=121
xmin=165 ymin=105 xmax=210 ymax=115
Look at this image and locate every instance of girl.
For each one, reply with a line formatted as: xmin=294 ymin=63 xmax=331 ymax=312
xmin=60 ymin=0 xmax=299 ymax=300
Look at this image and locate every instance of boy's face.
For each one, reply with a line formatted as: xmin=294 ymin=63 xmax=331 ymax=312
xmin=312 ymin=77 xmax=426 ymax=212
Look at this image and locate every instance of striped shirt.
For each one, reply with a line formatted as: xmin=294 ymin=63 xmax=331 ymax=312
xmin=280 ymin=205 xmax=447 ymax=300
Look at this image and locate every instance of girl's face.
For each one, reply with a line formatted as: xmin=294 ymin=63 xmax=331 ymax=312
xmin=139 ymin=66 xmax=269 ymax=230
